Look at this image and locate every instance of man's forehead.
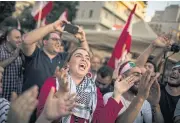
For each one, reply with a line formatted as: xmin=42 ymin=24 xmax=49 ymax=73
xmin=130 ymin=67 xmax=142 ymax=73
xmin=50 ymin=32 xmax=60 ymax=38
xmin=11 ymin=29 xmax=21 ymax=35
xmin=146 ymin=62 xmax=153 ymax=66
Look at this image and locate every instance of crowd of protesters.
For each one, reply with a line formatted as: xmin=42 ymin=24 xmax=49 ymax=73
xmin=0 ymin=17 xmax=179 ymax=123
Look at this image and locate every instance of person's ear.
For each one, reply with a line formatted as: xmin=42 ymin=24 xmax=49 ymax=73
xmin=43 ymin=40 xmax=48 ymax=46
xmin=6 ymin=35 xmax=10 ymax=42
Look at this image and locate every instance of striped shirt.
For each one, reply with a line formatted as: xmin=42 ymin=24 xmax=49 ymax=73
xmin=0 ymin=98 xmax=10 ymax=123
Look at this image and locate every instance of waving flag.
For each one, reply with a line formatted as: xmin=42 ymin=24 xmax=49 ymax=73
xmin=59 ymin=8 xmax=68 ymax=21
xmin=108 ymin=4 xmax=137 ymax=69
xmin=31 ymin=1 xmax=53 ymax=21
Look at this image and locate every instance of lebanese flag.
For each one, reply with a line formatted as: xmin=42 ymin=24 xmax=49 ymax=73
xmin=59 ymin=8 xmax=68 ymax=21
xmin=107 ymin=4 xmax=137 ymax=69
xmin=40 ymin=17 xmax=48 ymax=27
xmin=17 ymin=19 xmax=21 ymax=30
xmin=31 ymin=1 xmax=53 ymax=21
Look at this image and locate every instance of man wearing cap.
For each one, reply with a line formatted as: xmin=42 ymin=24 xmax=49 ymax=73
xmin=160 ymin=61 xmax=180 ymax=123
xmin=104 ymin=36 xmax=171 ymax=123
xmin=104 ymin=61 xmax=153 ymax=123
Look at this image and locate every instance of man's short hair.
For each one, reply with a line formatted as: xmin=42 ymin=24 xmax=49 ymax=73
xmin=97 ymin=65 xmax=113 ymax=79
xmin=147 ymin=60 xmax=157 ymax=72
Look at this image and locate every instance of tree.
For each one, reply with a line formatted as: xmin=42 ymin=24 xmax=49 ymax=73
xmin=0 ymin=2 xmax=16 ymax=23
xmin=17 ymin=1 xmax=79 ymax=31
xmin=18 ymin=6 xmax=36 ymax=31
xmin=46 ymin=1 xmax=79 ymax=23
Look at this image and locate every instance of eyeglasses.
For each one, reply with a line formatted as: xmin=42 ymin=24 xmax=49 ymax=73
xmin=49 ymin=38 xmax=62 ymax=42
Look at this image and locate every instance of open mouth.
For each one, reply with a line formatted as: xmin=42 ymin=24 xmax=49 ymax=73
xmin=170 ymin=74 xmax=178 ymax=79
xmin=79 ymin=63 xmax=86 ymax=71
xmin=170 ymin=76 xmax=177 ymax=80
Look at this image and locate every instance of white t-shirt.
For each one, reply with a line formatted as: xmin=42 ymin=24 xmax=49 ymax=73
xmin=103 ymin=92 xmax=152 ymax=123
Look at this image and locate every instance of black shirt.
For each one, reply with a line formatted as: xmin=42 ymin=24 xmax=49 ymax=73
xmin=22 ymin=47 xmax=68 ymax=92
xmin=159 ymin=84 xmax=180 ymax=123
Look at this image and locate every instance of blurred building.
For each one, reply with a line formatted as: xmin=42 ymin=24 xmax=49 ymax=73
xmin=149 ymin=4 xmax=180 ymax=41
xmin=73 ymin=1 xmax=147 ymax=30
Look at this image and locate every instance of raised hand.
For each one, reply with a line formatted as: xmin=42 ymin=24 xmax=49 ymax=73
xmin=7 ymin=86 xmax=39 ymax=123
xmin=152 ymin=35 xmax=172 ymax=48
xmin=147 ymin=73 xmax=161 ymax=106
xmin=113 ymin=51 xmax=128 ymax=80
xmin=42 ymin=87 xmax=76 ymax=122
xmin=137 ymin=70 xmax=159 ymax=100
xmin=52 ymin=19 xmax=68 ymax=33
xmin=40 ymin=66 xmax=76 ymax=122
xmin=74 ymin=26 xmax=87 ymax=42
xmin=114 ymin=75 xmax=138 ymax=97
xmin=54 ymin=66 xmax=69 ymax=93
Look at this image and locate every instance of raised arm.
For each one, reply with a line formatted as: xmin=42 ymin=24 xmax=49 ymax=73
xmin=76 ymin=27 xmax=89 ymax=51
xmin=67 ymin=27 xmax=89 ymax=52
xmin=135 ymin=43 xmax=156 ymax=67
xmin=136 ymin=36 xmax=171 ymax=67
xmin=152 ymin=47 xmax=170 ymax=70
xmin=92 ymin=75 xmax=138 ymax=123
xmin=21 ymin=20 xmax=66 ymax=56
xmin=116 ymin=71 xmax=159 ymax=123
xmin=148 ymin=79 xmax=164 ymax=123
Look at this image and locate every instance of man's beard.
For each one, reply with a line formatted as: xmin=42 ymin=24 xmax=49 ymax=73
xmin=129 ymin=85 xmax=138 ymax=95
xmin=99 ymin=85 xmax=112 ymax=95
xmin=167 ymin=82 xmax=180 ymax=87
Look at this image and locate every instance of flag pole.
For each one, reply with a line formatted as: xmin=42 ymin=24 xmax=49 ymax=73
xmin=37 ymin=1 xmax=43 ymax=28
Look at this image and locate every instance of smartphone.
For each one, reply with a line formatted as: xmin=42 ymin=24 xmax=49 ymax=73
xmin=63 ymin=24 xmax=79 ymax=34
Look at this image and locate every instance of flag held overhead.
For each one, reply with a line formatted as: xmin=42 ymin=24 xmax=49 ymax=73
xmin=107 ymin=4 xmax=137 ymax=69
xmin=31 ymin=1 xmax=53 ymax=21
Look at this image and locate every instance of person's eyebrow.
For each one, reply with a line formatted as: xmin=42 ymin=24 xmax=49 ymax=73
xmin=85 ymin=54 xmax=90 ymax=58
xmin=74 ymin=53 xmax=82 ymax=56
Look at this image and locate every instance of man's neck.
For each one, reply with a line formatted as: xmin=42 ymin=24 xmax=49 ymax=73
xmin=165 ymin=85 xmax=180 ymax=96
xmin=43 ymin=48 xmax=57 ymax=59
xmin=6 ymin=42 xmax=15 ymax=52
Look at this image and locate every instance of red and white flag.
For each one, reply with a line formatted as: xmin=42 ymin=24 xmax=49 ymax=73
xmin=17 ymin=19 xmax=21 ymax=30
xmin=40 ymin=17 xmax=47 ymax=27
xmin=107 ymin=4 xmax=137 ymax=69
xmin=59 ymin=8 xmax=68 ymax=21
xmin=31 ymin=1 xmax=53 ymax=21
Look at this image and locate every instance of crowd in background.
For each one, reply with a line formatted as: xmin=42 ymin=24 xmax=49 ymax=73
xmin=0 ymin=17 xmax=179 ymax=123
